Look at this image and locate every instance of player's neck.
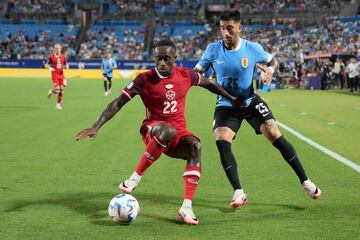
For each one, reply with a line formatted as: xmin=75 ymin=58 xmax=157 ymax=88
xmin=224 ymin=37 xmax=241 ymax=51
xmin=155 ymin=67 xmax=173 ymax=78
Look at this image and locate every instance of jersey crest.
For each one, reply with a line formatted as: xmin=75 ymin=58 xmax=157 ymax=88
xmin=165 ymin=90 xmax=176 ymax=100
xmin=241 ymin=57 xmax=249 ymax=68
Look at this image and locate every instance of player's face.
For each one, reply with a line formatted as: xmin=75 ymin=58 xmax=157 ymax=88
xmin=155 ymin=46 xmax=176 ymax=76
xmin=219 ymin=20 xmax=242 ymax=47
xmin=54 ymin=45 xmax=61 ymax=55
xmin=106 ymin=53 xmax=112 ymax=59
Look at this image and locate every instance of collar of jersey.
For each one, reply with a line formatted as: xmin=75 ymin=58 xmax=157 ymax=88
xmin=155 ymin=67 xmax=173 ymax=78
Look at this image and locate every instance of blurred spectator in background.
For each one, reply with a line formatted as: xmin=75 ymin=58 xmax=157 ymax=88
xmin=347 ymin=57 xmax=359 ymax=92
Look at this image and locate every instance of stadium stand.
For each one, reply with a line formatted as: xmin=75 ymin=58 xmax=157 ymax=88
xmin=0 ymin=0 xmax=359 ymax=89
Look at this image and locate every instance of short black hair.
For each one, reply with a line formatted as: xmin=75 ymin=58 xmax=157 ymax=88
xmin=155 ymin=38 xmax=176 ymax=51
xmin=219 ymin=9 xmax=241 ymax=22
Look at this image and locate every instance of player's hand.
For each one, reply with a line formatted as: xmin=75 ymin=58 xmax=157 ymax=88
xmin=49 ymin=67 xmax=55 ymax=72
xmin=257 ymin=64 xmax=273 ymax=85
xmin=233 ymin=97 xmax=246 ymax=108
xmin=75 ymin=127 xmax=98 ymax=141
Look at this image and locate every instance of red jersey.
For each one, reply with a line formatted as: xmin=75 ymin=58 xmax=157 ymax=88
xmin=48 ymin=54 xmax=67 ymax=75
xmin=122 ymin=67 xmax=201 ymax=130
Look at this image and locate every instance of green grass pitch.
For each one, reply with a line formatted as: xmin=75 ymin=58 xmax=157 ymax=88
xmin=0 ymin=77 xmax=359 ymax=240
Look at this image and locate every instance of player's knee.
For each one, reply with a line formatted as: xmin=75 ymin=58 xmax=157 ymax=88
xmin=151 ymin=122 xmax=177 ymax=145
xmin=261 ymin=120 xmax=281 ymax=140
xmin=54 ymin=86 xmax=61 ymax=93
xmin=214 ymin=127 xmax=234 ymax=142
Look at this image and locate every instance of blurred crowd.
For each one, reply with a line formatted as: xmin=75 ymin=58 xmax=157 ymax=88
xmin=0 ymin=0 xmax=359 ymax=90
xmin=0 ymin=27 xmax=76 ymax=59
xmin=7 ymin=0 xmax=67 ymax=14
xmin=77 ymin=26 xmax=145 ymax=60
xmin=233 ymin=0 xmax=349 ymax=14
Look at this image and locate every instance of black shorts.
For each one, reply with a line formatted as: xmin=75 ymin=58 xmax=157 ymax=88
xmin=213 ymin=94 xmax=275 ymax=135
xmin=103 ymin=74 xmax=112 ymax=81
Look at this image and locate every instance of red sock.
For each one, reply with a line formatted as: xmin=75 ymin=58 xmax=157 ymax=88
xmin=57 ymin=92 xmax=63 ymax=104
xmin=135 ymin=136 xmax=166 ymax=176
xmin=183 ymin=165 xmax=201 ymax=200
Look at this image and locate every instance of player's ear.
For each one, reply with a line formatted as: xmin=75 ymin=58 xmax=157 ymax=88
xmin=238 ymin=24 xmax=243 ymax=33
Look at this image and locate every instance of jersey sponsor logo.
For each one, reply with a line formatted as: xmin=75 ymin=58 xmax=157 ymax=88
xmin=165 ymin=84 xmax=174 ymax=89
xmin=215 ymin=60 xmax=225 ymax=64
xmin=165 ymin=90 xmax=176 ymax=100
xmin=126 ymin=81 xmax=134 ymax=89
xmin=241 ymin=57 xmax=249 ymax=68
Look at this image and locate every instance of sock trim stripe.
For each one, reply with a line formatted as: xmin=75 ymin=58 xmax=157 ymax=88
xmin=183 ymin=170 xmax=201 ymax=177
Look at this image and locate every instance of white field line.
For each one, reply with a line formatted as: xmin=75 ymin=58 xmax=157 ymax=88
xmin=277 ymin=121 xmax=360 ymax=173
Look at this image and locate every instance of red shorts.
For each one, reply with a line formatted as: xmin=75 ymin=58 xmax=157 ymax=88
xmin=140 ymin=120 xmax=199 ymax=158
xmin=52 ymin=72 xmax=65 ymax=87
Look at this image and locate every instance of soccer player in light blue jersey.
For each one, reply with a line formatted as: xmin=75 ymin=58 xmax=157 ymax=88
xmin=195 ymin=9 xmax=321 ymax=208
xmin=101 ymin=52 xmax=117 ymax=96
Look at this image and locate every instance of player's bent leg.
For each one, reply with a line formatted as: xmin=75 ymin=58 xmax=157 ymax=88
xmin=173 ymin=136 xmax=201 ymax=225
xmin=119 ymin=122 xmax=177 ymax=193
xmin=108 ymin=78 xmax=112 ymax=94
xmin=214 ymin=127 xmax=247 ymax=208
xmin=261 ymin=120 xmax=321 ymax=199
xmin=103 ymin=77 xmax=109 ymax=96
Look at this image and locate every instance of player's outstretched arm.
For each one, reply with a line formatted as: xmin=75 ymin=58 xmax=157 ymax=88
xmin=198 ymin=75 xmax=245 ymax=107
xmin=75 ymin=94 xmax=131 ymax=141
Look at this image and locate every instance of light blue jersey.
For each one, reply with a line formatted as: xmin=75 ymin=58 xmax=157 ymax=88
xmin=102 ymin=58 xmax=117 ymax=78
xmin=196 ymin=39 xmax=271 ymax=108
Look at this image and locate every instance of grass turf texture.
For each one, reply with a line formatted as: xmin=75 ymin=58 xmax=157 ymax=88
xmin=0 ymin=77 xmax=359 ymax=240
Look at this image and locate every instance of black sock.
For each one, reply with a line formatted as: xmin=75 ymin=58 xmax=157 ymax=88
xmin=216 ymin=140 xmax=241 ymax=190
xmin=108 ymin=79 xmax=112 ymax=90
xmin=104 ymin=81 xmax=108 ymax=91
xmin=273 ymin=136 xmax=308 ymax=183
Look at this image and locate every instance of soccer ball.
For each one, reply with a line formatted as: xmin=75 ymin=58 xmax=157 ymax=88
xmin=108 ymin=193 xmax=140 ymax=224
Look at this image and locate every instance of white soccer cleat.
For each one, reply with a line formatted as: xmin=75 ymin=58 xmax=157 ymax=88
xmin=230 ymin=189 xmax=248 ymax=208
xmin=119 ymin=178 xmax=139 ymax=194
xmin=177 ymin=206 xmax=199 ymax=225
xmin=55 ymin=103 xmax=62 ymax=110
xmin=104 ymin=91 xmax=109 ymax=96
xmin=302 ymin=179 xmax=321 ymax=199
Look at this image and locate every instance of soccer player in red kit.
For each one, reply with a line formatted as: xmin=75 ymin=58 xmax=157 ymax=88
xmin=75 ymin=38 xmax=243 ymax=225
xmin=45 ymin=44 xmax=69 ymax=110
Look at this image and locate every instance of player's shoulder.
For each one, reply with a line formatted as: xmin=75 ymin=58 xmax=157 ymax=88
xmin=174 ymin=66 xmax=194 ymax=76
xmin=242 ymin=38 xmax=263 ymax=50
xmin=137 ymin=69 xmax=157 ymax=82
xmin=206 ymin=40 xmax=223 ymax=52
